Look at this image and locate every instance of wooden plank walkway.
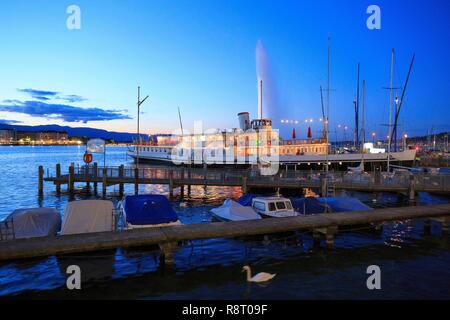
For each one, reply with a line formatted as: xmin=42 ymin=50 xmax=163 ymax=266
xmin=1 ymin=204 xmax=449 ymax=261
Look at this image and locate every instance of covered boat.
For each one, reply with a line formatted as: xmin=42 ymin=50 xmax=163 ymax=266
xmin=122 ymin=194 xmax=181 ymax=228
xmin=211 ymin=199 xmax=262 ymax=222
xmin=3 ymin=208 xmax=61 ymax=239
xmin=61 ymin=200 xmax=116 ymax=235
xmin=291 ymin=197 xmax=328 ymax=215
xmin=317 ymin=196 xmax=373 ymax=212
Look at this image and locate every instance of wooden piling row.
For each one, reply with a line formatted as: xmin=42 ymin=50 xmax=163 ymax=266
xmin=41 ymin=164 xmax=450 ymax=198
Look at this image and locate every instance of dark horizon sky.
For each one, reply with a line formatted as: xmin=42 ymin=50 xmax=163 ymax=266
xmin=0 ymin=0 xmax=449 ymax=140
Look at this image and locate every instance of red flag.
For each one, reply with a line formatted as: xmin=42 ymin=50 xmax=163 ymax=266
xmin=292 ymin=128 xmax=296 ymax=139
xmin=307 ymin=126 xmax=312 ymax=139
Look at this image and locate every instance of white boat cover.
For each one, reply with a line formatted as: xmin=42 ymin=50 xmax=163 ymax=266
xmin=211 ymin=199 xmax=261 ymax=221
xmin=6 ymin=208 xmax=61 ymax=239
xmin=61 ymin=200 xmax=115 ymax=235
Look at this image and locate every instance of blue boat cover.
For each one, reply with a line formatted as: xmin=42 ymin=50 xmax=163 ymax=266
xmin=291 ymin=197 xmax=328 ymax=214
xmin=237 ymin=194 xmax=258 ymax=206
xmin=124 ymin=195 xmax=179 ymax=225
xmin=317 ymin=196 xmax=373 ymax=212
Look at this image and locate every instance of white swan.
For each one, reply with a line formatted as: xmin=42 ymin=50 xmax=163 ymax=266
xmin=242 ymin=265 xmax=276 ymax=283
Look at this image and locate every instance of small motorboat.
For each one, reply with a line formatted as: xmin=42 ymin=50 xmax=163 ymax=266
xmin=2 ymin=208 xmax=61 ymax=239
xmin=211 ymin=199 xmax=262 ymax=222
xmin=251 ymin=197 xmax=298 ymax=218
xmin=61 ymin=200 xmax=116 ymax=235
xmin=121 ymin=194 xmax=181 ymax=228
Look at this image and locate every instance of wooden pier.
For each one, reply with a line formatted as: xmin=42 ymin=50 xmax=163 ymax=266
xmin=41 ymin=163 xmax=450 ymax=199
xmin=0 ymin=204 xmax=449 ymax=262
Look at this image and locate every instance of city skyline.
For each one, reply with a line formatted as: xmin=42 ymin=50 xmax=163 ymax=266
xmin=0 ymin=0 xmax=449 ymax=139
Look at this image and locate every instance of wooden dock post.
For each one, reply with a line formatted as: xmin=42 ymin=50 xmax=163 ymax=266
xmin=119 ymin=165 xmax=124 ymax=197
xmin=169 ymin=170 xmax=174 ymax=199
xmin=134 ymin=167 xmax=139 ymax=195
xmin=430 ymin=217 xmax=450 ymax=235
xmin=180 ymin=168 xmax=185 ymax=199
xmin=442 ymin=218 xmax=449 ymax=234
xmin=159 ymin=242 xmax=177 ymax=267
xmin=68 ymin=164 xmax=75 ymax=194
xmin=321 ymin=175 xmax=328 ymax=197
xmin=242 ymin=176 xmax=248 ymax=194
xmin=408 ymin=174 xmax=416 ymax=201
xmin=55 ymin=163 xmax=61 ymax=195
xmin=325 ymin=226 xmax=337 ymax=249
xmin=314 ymin=226 xmax=337 ymax=249
xmin=38 ymin=166 xmax=44 ymax=196
xmin=187 ymin=166 xmax=192 ymax=196
xmin=85 ymin=165 xmax=90 ymax=190
xmin=102 ymin=168 xmax=107 ymax=198
xmin=93 ymin=162 xmax=98 ymax=193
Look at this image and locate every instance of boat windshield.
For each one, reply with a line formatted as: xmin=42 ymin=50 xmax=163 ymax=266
xmin=285 ymin=201 xmax=293 ymax=210
xmin=268 ymin=203 xmax=276 ymax=211
xmin=276 ymin=202 xmax=286 ymax=210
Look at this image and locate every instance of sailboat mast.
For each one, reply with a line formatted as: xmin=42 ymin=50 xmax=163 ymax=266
xmin=326 ymin=36 xmax=330 ymax=173
xmin=355 ymin=63 xmax=360 ymax=149
xmin=387 ymin=49 xmax=395 ymax=172
xmin=320 ymin=84 xmax=326 ymax=138
xmin=177 ymin=106 xmax=184 ymax=136
xmin=361 ymin=80 xmax=366 ymax=166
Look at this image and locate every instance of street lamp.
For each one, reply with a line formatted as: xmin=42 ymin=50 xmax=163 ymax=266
xmin=372 ymin=132 xmax=376 ymax=144
xmin=136 ymin=86 xmax=149 ymax=169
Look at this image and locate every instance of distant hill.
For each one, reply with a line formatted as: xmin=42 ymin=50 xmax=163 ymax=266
xmin=0 ymin=123 xmax=148 ymax=142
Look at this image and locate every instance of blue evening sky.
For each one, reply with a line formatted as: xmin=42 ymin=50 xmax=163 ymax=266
xmin=0 ymin=0 xmax=449 ymax=139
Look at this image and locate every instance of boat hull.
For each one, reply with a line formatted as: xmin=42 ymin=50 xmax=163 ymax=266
xmin=128 ymin=149 xmax=416 ymax=166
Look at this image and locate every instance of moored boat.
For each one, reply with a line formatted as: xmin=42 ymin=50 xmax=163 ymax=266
xmin=1 ymin=208 xmax=61 ymax=239
xmin=251 ymin=197 xmax=298 ymax=218
xmin=61 ymin=200 xmax=116 ymax=235
xmin=210 ymin=199 xmax=262 ymax=222
xmin=121 ymin=194 xmax=181 ymax=228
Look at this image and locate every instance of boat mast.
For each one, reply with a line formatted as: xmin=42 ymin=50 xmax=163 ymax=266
xmin=390 ymin=53 xmax=415 ymax=152
xmin=178 ymin=106 xmax=184 ymax=136
xmin=325 ymin=36 xmax=330 ymax=173
xmin=387 ymin=49 xmax=394 ymax=173
xmin=320 ymin=84 xmax=326 ymax=139
xmin=361 ymin=80 xmax=366 ymax=167
xmin=355 ymin=63 xmax=360 ymax=150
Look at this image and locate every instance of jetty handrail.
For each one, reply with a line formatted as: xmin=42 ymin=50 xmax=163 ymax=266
xmin=44 ymin=164 xmax=450 ymax=193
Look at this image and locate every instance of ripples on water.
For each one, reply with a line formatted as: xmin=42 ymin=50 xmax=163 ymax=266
xmin=0 ymin=146 xmax=449 ymax=299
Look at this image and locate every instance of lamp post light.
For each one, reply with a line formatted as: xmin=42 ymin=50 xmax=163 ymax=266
xmin=372 ymin=132 xmax=376 ymax=144
xmin=136 ymin=86 xmax=149 ymax=169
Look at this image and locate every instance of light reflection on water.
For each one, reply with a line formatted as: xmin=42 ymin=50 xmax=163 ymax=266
xmin=0 ymin=146 xmax=449 ymax=299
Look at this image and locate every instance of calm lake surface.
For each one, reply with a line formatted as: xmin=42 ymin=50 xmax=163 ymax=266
xmin=0 ymin=145 xmax=449 ymax=299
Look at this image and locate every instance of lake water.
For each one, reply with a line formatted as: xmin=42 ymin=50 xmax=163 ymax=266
xmin=0 ymin=145 xmax=449 ymax=299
